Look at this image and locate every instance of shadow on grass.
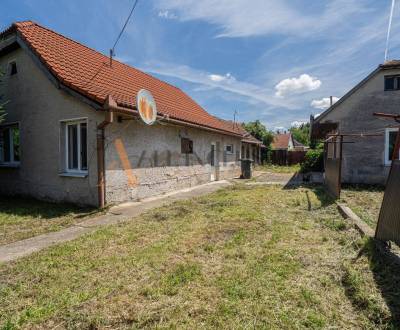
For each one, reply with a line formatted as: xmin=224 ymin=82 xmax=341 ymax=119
xmin=282 ymin=174 xmax=335 ymax=208
xmin=341 ymin=183 xmax=385 ymax=193
xmin=0 ymin=195 xmax=97 ymax=219
xmin=347 ymin=238 xmax=400 ymax=327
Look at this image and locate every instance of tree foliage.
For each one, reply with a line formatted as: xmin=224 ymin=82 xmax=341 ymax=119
xmin=242 ymin=120 xmax=274 ymax=147
xmin=289 ymin=123 xmax=310 ymax=146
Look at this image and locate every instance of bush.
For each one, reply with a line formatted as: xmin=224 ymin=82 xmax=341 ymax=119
xmin=300 ymin=149 xmax=324 ymax=173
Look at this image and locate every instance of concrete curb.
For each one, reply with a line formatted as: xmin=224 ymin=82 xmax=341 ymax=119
xmin=336 ymin=202 xmax=375 ymax=237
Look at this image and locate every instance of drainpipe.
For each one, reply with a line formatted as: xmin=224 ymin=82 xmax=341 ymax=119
xmin=97 ymin=95 xmax=115 ymax=208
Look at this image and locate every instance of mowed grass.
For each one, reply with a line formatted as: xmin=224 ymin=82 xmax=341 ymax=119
xmin=0 ymin=185 xmax=398 ymax=329
xmin=341 ymin=185 xmax=385 ymax=229
xmin=0 ymin=196 xmax=100 ymax=245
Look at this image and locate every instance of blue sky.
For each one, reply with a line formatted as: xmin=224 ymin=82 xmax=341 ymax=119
xmin=1 ymin=0 xmax=400 ymax=130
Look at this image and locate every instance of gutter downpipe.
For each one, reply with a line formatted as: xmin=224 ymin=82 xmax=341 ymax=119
xmin=97 ymin=95 xmax=115 ymax=208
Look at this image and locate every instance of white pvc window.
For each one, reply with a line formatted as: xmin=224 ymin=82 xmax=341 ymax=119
xmin=0 ymin=124 xmax=20 ymax=165
xmin=384 ymin=128 xmax=399 ymax=166
xmin=65 ymin=120 xmax=87 ymax=173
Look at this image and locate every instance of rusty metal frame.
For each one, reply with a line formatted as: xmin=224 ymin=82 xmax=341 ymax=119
xmin=373 ymin=112 xmax=400 ymax=245
xmin=323 ymin=132 xmax=383 ymax=199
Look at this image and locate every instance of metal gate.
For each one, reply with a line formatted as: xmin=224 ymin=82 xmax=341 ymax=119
xmin=324 ymin=136 xmax=342 ymax=199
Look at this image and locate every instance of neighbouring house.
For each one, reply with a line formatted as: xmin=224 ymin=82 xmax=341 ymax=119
xmin=292 ymin=139 xmax=308 ymax=151
xmin=311 ymin=60 xmax=400 ymax=185
xmin=241 ymin=132 xmax=264 ymax=164
xmin=217 ymin=120 xmax=264 ymax=165
xmin=270 ymin=132 xmax=307 ymax=165
xmin=0 ymin=21 xmax=245 ymax=207
xmin=271 ymin=133 xmax=294 ymax=150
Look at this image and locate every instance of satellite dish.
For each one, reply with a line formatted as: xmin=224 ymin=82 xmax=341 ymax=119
xmin=136 ymin=89 xmax=157 ymax=125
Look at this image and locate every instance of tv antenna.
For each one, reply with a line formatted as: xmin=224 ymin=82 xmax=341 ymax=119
xmin=385 ymin=0 xmax=396 ymax=62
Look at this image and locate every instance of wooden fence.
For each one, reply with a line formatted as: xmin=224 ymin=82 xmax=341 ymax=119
xmin=270 ymin=150 xmax=307 ymax=166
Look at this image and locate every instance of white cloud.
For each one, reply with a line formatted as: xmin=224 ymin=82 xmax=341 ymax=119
xmin=274 ymin=126 xmax=285 ymax=132
xmin=158 ymin=10 xmax=178 ymax=19
xmin=208 ymin=73 xmax=235 ymax=82
xmin=156 ymin=0 xmax=364 ymax=38
xmin=275 ymin=74 xmax=321 ymax=97
xmin=311 ymin=97 xmax=339 ymax=110
xmin=291 ymin=120 xmax=307 ymax=128
xmin=141 ymin=61 xmax=298 ymax=109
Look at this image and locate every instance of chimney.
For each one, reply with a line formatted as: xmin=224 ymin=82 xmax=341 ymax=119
xmin=330 ymin=96 xmax=333 ymax=107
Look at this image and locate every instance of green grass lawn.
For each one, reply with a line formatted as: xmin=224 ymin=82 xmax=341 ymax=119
xmin=0 ymin=185 xmax=398 ymax=329
xmin=0 ymin=196 xmax=100 ymax=245
xmin=256 ymin=163 xmax=300 ymax=174
xmin=340 ymin=185 xmax=385 ymax=229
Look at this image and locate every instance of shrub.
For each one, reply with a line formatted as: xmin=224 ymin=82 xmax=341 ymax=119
xmin=300 ymin=149 xmax=324 ymax=173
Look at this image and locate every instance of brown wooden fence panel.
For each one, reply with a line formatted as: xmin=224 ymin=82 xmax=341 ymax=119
xmin=324 ymin=158 xmax=341 ymax=198
xmin=288 ymin=151 xmax=307 ymax=165
xmin=375 ymin=160 xmax=400 ymax=245
xmin=270 ymin=150 xmax=307 ymax=166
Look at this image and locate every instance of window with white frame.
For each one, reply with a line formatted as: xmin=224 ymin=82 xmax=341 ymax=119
xmin=0 ymin=124 xmax=20 ymax=165
xmin=64 ymin=120 xmax=88 ymax=173
xmin=225 ymin=144 xmax=234 ymax=154
xmin=385 ymin=128 xmax=399 ymax=165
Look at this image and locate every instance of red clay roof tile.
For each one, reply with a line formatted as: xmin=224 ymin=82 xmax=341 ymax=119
xmin=2 ymin=21 xmax=242 ymax=136
xmin=271 ymin=133 xmax=292 ymax=150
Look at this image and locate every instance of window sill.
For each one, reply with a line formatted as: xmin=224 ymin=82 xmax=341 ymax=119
xmin=59 ymin=172 xmax=88 ymax=178
xmin=0 ymin=163 xmax=20 ymax=168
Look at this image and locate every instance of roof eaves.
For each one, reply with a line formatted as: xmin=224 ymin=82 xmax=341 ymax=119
xmin=314 ymin=66 xmax=381 ymax=123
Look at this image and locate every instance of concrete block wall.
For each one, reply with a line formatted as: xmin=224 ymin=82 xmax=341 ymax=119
xmin=104 ymin=120 xmax=241 ymax=203
xmin=319 ymin=68 xmax=400 ymax=184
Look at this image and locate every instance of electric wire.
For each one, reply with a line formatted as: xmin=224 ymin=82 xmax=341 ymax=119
xmin=111 ymin=0 xmax=140 ymax=56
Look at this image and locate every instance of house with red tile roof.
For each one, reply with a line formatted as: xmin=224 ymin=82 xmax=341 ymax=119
xmin=0 ymin=21 xmax=245 ymax=206
xmin=271 ymin=133 xmax=294 ymax=150
xmin=218 ymin=120 xmax=264 ymax=164
xmin=271 ymin=133 xmax=307 ymax=151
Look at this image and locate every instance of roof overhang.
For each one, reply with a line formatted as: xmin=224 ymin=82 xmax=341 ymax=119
xmin=2 ymin=25 xmax=242 ymax=138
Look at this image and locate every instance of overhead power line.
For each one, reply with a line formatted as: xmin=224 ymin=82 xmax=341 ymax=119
xmin=110 ymin=0 xmax=140 ymax=66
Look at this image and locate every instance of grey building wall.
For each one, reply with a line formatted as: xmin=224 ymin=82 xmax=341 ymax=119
xmin=0 ymin=46 xmax=101 ymax=206
xmin=0 ymin=41 xmax=241 ymax=206
xmin=317 ymin=68 xmax=400 ymax=184
xmin=104 ymin=120 xmax=241 ymax=203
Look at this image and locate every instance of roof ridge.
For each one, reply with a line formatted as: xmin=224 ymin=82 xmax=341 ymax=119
xmin=12 ymin=21 xmax=184 ymax=95
xmin=1 ymin=20 xmax=240 ymax=136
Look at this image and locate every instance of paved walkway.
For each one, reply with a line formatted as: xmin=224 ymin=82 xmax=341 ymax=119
xmin=0 ymin=180 xmax=232 ymax=263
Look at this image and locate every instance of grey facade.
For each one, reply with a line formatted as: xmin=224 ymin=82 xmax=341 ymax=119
xmin=313 ymin=64 xmax=400 ymax=184
xmin=0 ymin=40 xmax=241 ymax=206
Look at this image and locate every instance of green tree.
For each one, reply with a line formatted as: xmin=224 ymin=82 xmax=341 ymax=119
xmin=242 ymin=120 xmax=274 ymax=147
xmin=289 ymin=122 xmax=310 ymax=146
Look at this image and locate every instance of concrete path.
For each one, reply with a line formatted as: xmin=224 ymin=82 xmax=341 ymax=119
xmin=246 ymin=171 xmax=323 ymax=186
xmin=0 ymin=180 xmax=232 ymax=263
